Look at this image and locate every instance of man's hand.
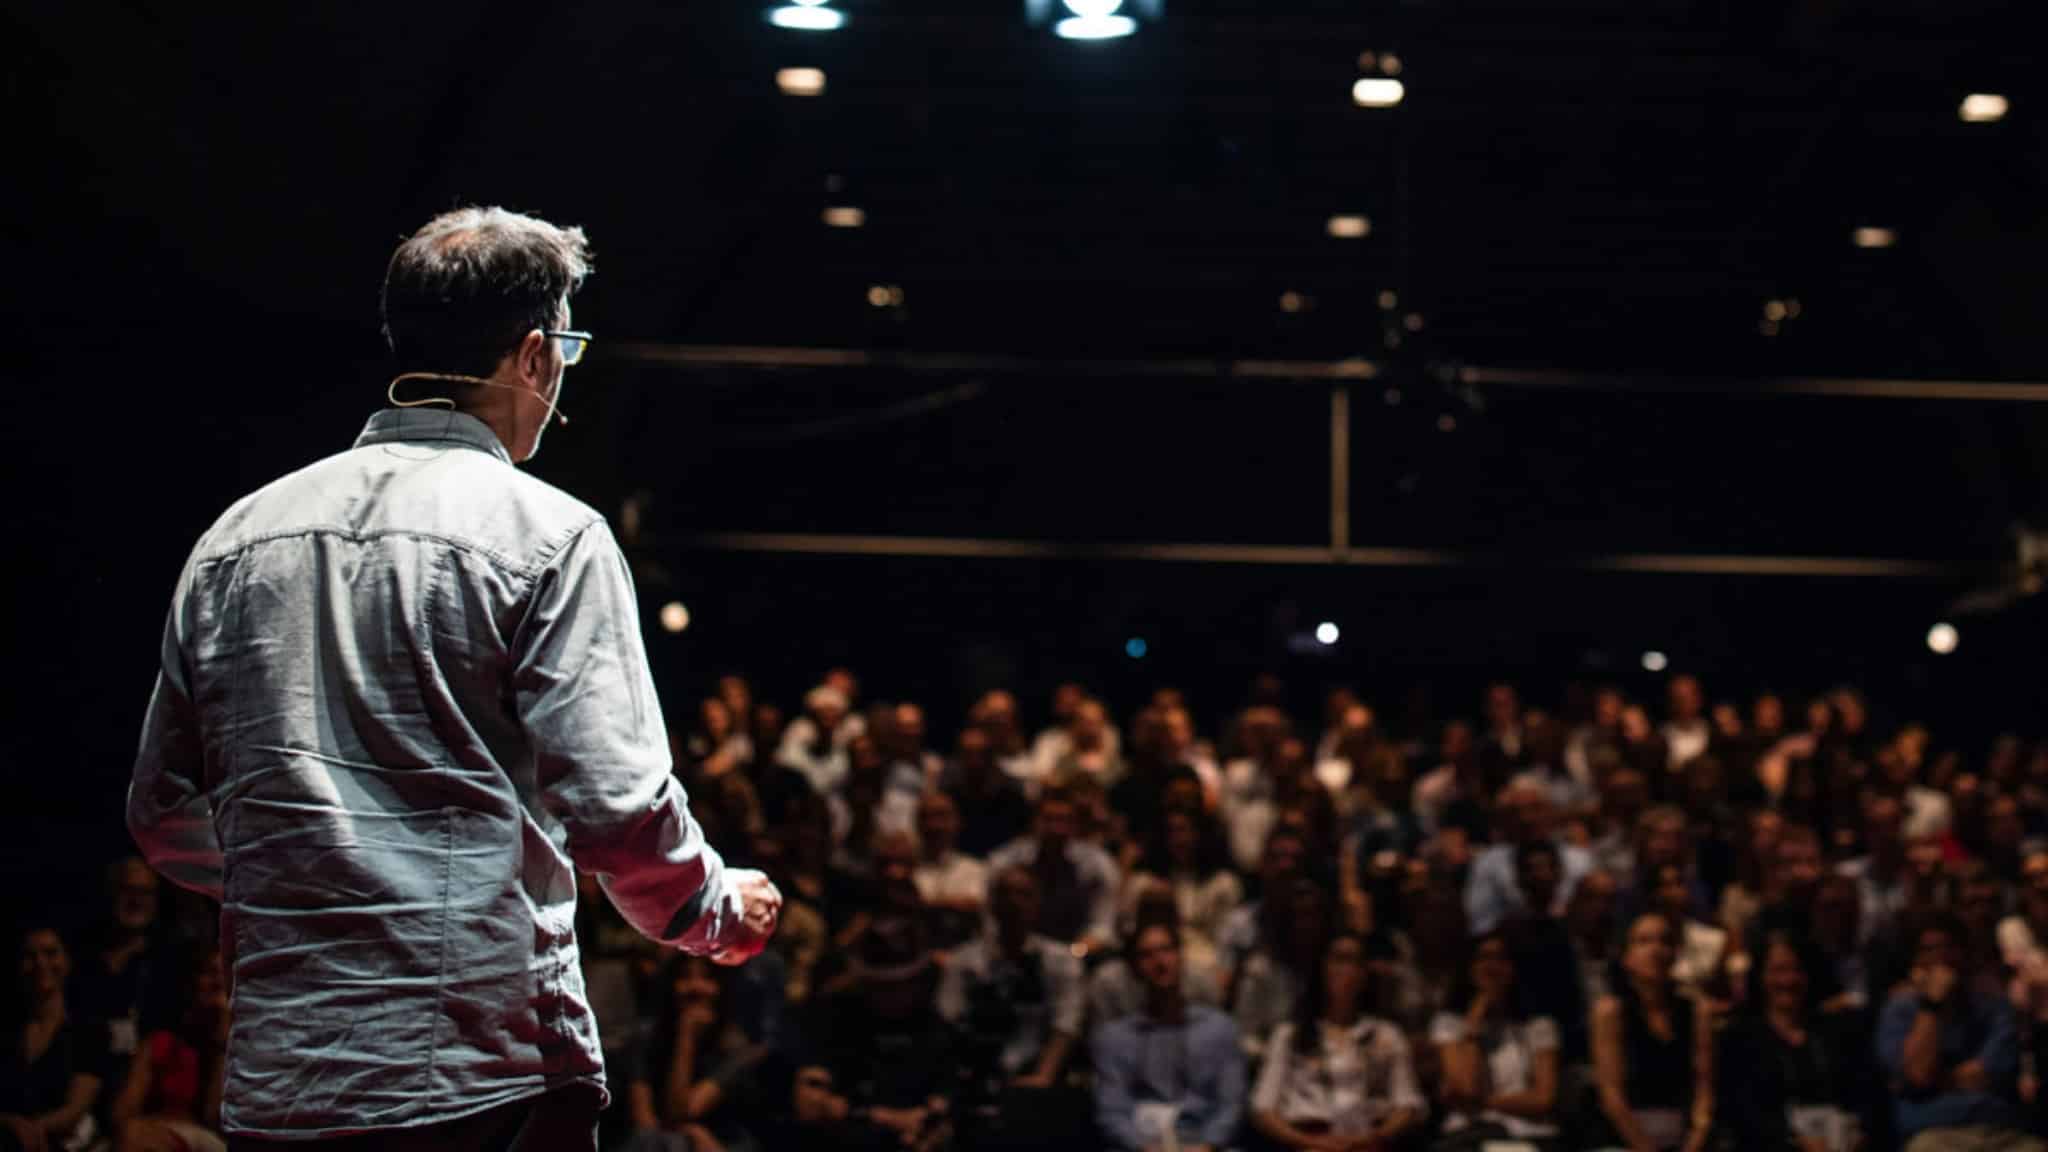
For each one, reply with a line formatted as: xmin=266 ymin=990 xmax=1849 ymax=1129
xmin=710 ymin=868 xmax=782 ymax=966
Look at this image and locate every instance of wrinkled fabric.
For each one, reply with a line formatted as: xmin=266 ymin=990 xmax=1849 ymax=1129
xmin=128 ymin=408 xmax=740 ymax=1138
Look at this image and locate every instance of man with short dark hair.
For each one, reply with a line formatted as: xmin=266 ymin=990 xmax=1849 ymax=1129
xmin=1877 ymin=917 xmax=2037 ymax=1152
xmin=1092 ymin=923 xmax=1245 ymax=1152
xmin=127 ymin=207 xmax=780 ymax=1149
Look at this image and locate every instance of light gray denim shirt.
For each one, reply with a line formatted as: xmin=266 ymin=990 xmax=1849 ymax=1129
xmin=127 ymin=408 xmax=742 ymax=1137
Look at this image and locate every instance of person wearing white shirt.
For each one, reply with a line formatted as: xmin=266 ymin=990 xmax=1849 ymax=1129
xmin=1431 ymin=931 xmax=1561 ymax=1149
xmin=778 ymin=684 xmax=859 ymax=795
xmin=912 ymin=790 xmax=987 ymax=945
xmin=1250 ymin=931 xmax=1425 ymax=1152
xmin=1662 ymin=675 xmax=1711 ymax=774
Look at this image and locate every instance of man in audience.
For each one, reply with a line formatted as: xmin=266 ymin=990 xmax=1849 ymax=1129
xmin=1503 ymin=839 xmax=1588 ymax=1060
xmin=912 ymin=790 xmax=987 ymax=947
xmin=72 ymin=857 xmax=182 ymax=1089
xmin=1092 ymin=922 xmax=1245 ymax=1152
xmin=988 ymin=785 xmax=1121 ymax=959
xmin=938 ymin=867 xmax=1086 ymax=1147
xmin=780 ymin=684 xmax=858 ymax=795
xmin=1663 ymin=674 xmax=1712 ymax=773
xmin=1877 ymin=916 xmax=2037 ymax=1152
xmin=1464 ymin=781 xmax=1592 ymax=934
xmin=940 ymin=725 xmax=1034 ymax=859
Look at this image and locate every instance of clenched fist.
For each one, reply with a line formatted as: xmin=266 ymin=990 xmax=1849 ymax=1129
xmin=710 ymin=868 xmax=783 ymax=966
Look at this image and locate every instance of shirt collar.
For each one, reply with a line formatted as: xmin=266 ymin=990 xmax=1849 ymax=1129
xmin=354 ymin=407 xmax=513 ymax=465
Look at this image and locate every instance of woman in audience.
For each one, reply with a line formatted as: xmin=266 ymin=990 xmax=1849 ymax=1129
xmin=1724 ymin=933 xmax=1865 ymax=1152
xmin=1250 ymin=930 xmax=1425 ymax=1152
xmin=1430 ymin=929 xmax=1560 ymax=1150
xmin=1122 ymin=802 xmax=1242 ymax=958
xmin=1 ymin=925 xmax=104 ymax=1152
xmin=111 ymin=946 xmax=227 ymax=1152
xmin=1589 ymin=912 xmax=1714 ymax=1152
xmin=621 ymin=955 xmax=773 ymax=1152
xmin=1648 ymin=863 xmax=1729 ymax=1002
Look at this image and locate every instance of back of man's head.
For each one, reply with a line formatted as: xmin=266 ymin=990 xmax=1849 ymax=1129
xmin=381 ymin=206 xmax=591 ymax=378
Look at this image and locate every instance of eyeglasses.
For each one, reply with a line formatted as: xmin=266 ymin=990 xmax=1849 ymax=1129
xmin=543 ymin=329 xmax=593 ymax=366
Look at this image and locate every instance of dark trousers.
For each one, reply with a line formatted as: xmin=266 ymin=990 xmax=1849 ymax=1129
xmin=226 ymin=1085 xmax=602 ymax=1152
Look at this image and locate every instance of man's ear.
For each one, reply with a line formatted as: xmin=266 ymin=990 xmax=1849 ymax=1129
xmin=515 ymin=328 xmax=550 ymax=385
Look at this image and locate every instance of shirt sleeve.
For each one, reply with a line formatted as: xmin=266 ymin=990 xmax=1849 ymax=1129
xmin=1525 ymin=1016 xmax=1560 ymax=1052
xmin=1875 ymin=993 xmax=1915 ymax=1082
xmin=1250 ymin=1023 xmax=1292 ymax=1113
xmin=1046 ymin=946 xmax=1086 ymax=1038
xmin=1976 ymin=996 xmax=2020 ymax=1085
xmin=1427 ymin=1012 xmax=1465 ymax=1048
xmin=1201 ymin=1015 xmax=1249 ymax=1146
xmin=514 ymin=521 xmax=735 ymax=953
xmin=1091 ymin=1022 xmax=1143 ymax=1151
xmin=127 ymin=558 xmax=224 ymax=899
xmin=1380 ymin=1025 xmax=1427 ymax=1117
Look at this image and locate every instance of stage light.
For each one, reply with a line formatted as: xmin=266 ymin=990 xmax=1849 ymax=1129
xmin=1125 ymin=637 xmax=1148 ymax=659
xmin=777 ymin=68 xmax=826 ymax=96
xmin=659 ymin=602 xmax=691 ymax=633
xmin=1763 ymin=299 xmax=1787 ymax=322
xmin=1057 ymin=0 xmax=1137 ymax=39
xmin=1853 ymin=227 xmax=1896 ymax=249
xmin=1403 ymin=313 xmax=1424 ymax=332
xmin=1960 ymin=93 xmax=2008 ymax=123
xmin=866 ymin=285 xmax=892 ymax=307
xmin=1641 ymin=650 xmax=1668 ymax=672
xmin=1927 ymin=622 xmax=1959 ymax=655
xmin=1352 ymin=78 xmax=1405 ymax=108
xmin=1327 ymin=214 xmax=1370 ymax=239
xmin=1315 ymin=622 xmax=1340 ymax=645
xmin=1377 ymin=290 xmax=1398 ymax=310
xmin=1279 ymin=291 xmax=1307 ymax=313
xmin=1379 ymin=53 xmax=1403 ymax=76
xmin=769 ymin=0 xmax=845 ymax=30
xmin=823 ymin=206 xmax=866 ymax=228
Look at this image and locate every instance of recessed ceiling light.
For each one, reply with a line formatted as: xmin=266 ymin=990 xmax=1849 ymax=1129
xmin=1853 ymin=226 xmax=1896 ymax=249
xmin=1326 ymin=214 xmax=1371 ymax=239
xmin=823 ymin=206 xmax=866 ymax=228
xmin=776 ymin=67 xmax=826 ymax=96
xmin=768 ymin=2 xmax=845 ymax=31
xmin=1959 ymin=93 xmax=2008 ymax=123
xmin=1279 ymin=291 xmax=1307 ymax=313
xmin=1352 ymin=78 xmax=1405 ymax=108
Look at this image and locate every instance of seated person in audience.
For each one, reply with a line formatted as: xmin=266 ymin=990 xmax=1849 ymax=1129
xmin=937 ymin=867 xmax=1086 ymax=1149
xmin=1589 ymin=913 xmax=1715 ymax=1152
xmin=1464 ymin=782 xmax=1591 ymax=935
xmin=1996 ymin=849 xmax=2048 ymax=1020
xmin=1 ymin=925 xmax=106 ymax=1152
xmin=1431 ymin=930 xmax=1561 ymax=1152
xmin=1950 ymin=859 xmax=2012 ymax=1004
xmin=1218 ymin=827 xmax=1307 ymax=984
xmin=987 ymin=785 xmax=1121 ymax=960
xmin=1092 ymin=923 xmax=1246 ymax=1152
xmin=1876 ymin=915 xmax=2035 ymax=1152
xmin=1501 ymin=840 xmax=1587 ymax=1061
xmin=1091 ymin=882 xmax=1228 ymax=1023
xmin=912 ymin=790 xmax=987 ymax=948
xmin=1252 ymin=929 xmax=1425 ymax=1152
xmin=1724 ymin=933 xmax=1869 ymax=1152
xmin=620 ymin=956 xmax=775 ymax=1152
xmin=794 ymin=913 xmax=959 ymax=1152
xmin=1123 ymin=802 xmax=1243 ymax=961
xmin=110 ymin=947 xmax=228 ymax=1152
xmin=1646 ymin=862 xmax=1729 ymax=1002
xmin=1232 ymin=877 xmax=1330 ymax=1063
xmin=779 ymin=683 xmax=858 ymax=796
xmin=73 ymin=859 xmax=182 ymax=1094
xmin=939 ymin=724 xmax=1033 ymax=859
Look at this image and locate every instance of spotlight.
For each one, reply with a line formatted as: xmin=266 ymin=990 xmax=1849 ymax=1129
xmin=1959 ymin=93 xmax=2008 ymax=123
xmin=1641 ymin=650 xmax=1668 ymax=673
xmin=822 ymin=206 xmax=866 ymax=228
xmin=659 ymin=602 xmax=691 ymax=633
xmin=1125 ymin=637 xmax=1148 ymax=659
xmin=1927 ymin=622 xmax=1959 ymax=655
xmin=1853 ymin=227 xmax=1897 ymax=249
xmin=1279 ymin=290 xmax=1308 ymax=313
xmin=1326 ymin=214 xmax=1371 ymax=239
xmin=776 ymin=67 xmax=827 ymax=96
xmin=1315 ymin=622 xmax=1340 ymax=645
xmin=1352 ymin=78 xmax=1405 ymax=108
xmin=1057 ymin=0 xmax=1137 ymax=39
xmin=768 ymin=0 xmax=845 ymax=31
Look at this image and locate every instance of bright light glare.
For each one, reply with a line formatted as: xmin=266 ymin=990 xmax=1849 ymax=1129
xmin=1641 ymin=650 xmax=1669 ymax=673
xmin=1315 ymin=622 xmax=1341 ymax=645
xmin=1352 ymin=78 xmax=1406 ymax=107
xmin=659 ymin=602 xmax=691 ymax=633
xmin=822 ymin=206 xmax=866 ymax=228
xmin=1125 ymin=637 xmax=1148 ymax=659
xmin=776 ymin=68 xmax=826 ymax=96
xmin=1056 ymin=14 xmax=1137 ymax=38
xmin=1927 ymin=622 xmax=1959 ymax=655
xmin=769 ymin=5 xmax=845 ymax=30
xmin=1853 ymin=226 xmax=1897 ymax=249
xmin=1064 ymin=0 xmax=1125 ymax=14
xmin=1326 ymin=214 xmax=1371 ymax=239
xmin=1959 ymin=93 xmax=2008 ymax=123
